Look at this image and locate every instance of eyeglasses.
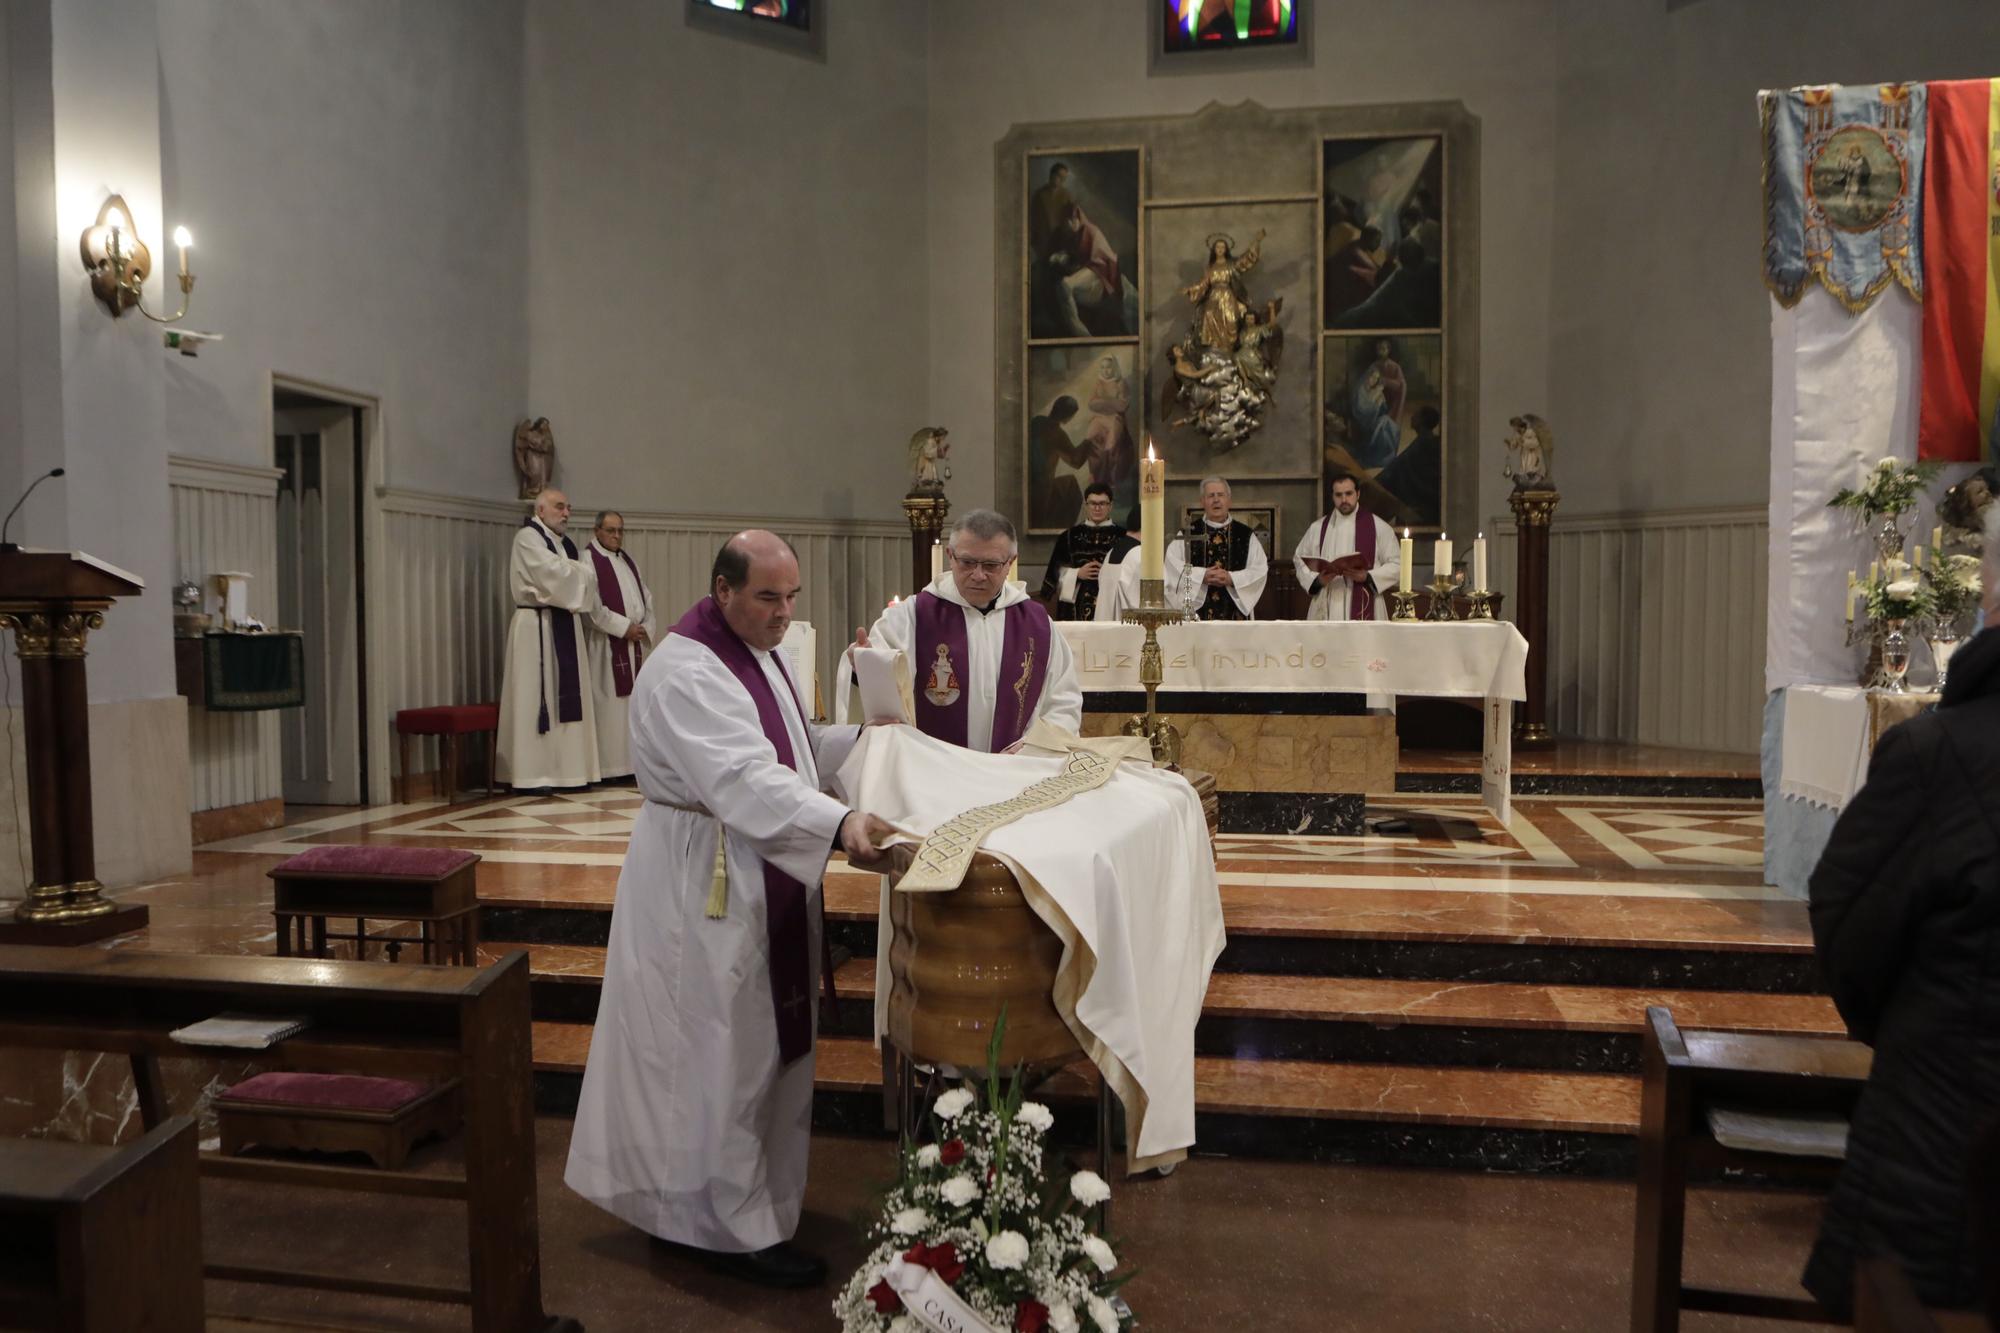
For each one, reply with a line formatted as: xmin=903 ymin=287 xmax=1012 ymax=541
xmin=950 ymin=554 xmax=1011 ymax=575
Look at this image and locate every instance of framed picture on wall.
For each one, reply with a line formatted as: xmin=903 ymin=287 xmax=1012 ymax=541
xmin=1180 ymin=503 xmax=1278 ymax=562
xmin=1321 ymin=135 xmax=1443 ymax=331
xmin=684 ymin=0 xmax=824 ymax=59
xmin=1026 ymin=148 xmax=1142 ymax=341
xmin=1025 ymin=344 xmax=1142 ymax=533
xmin=1324 ymin=333 xmax=1443 ymax=531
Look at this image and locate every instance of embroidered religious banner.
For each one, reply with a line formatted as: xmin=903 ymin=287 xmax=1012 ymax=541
xmin=1761 ymin=83 xmax=1926 ymax=312
xmin=896 ymin=749 xmax=1121 ymax=893
xmin=1919 ymin=77 xmax=2000 ymax=463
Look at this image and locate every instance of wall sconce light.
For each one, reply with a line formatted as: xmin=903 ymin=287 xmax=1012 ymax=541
xmin=77 ymin=194 xmax=195 ymax=322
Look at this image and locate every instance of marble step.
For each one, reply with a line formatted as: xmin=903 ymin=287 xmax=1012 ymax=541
xmin=531 ymin=1022 xmax=1643 ymax=1171
xmin=498 ymin=944 xmax=1842 ymax=1074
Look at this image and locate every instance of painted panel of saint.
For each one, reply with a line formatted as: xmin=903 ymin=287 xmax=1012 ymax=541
xmin=1322 ymin=135 xmax=1443 ymax=331
xmin=1025 ymin=345 xmax=1141 ymax=533
xmin=1027 ymin=149 xmax=1141 ymax=341
xmin=1325 ymin=333 xmax=1444 ymax=531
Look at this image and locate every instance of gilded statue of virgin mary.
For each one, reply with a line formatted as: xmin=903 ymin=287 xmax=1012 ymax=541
xmin=1180 ymin=229 xmax=1266 ymax=354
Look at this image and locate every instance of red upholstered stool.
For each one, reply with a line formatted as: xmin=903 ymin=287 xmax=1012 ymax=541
xmin=269 ymin=846 xmax=480 ymax=965
xmin=215 ymin=1071 xmax=462 ymax=1170
xmin=395 ymin=702 xmax=500 ymax=800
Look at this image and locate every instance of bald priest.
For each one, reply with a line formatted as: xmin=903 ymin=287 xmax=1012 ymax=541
xmin=856 ymin=508 xmax=1081 ymax=751
xmin=498 ymin=488 xmax=626 ymax=790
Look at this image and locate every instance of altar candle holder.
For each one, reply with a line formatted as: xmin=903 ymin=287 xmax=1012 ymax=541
xmin=1120 ymin=577 xmax=1185 ymax=767
xmin=1388 ymin=589 xmax=1420 ymax=621
xmin=1465 ymin=590 xmax=1495 ymax=620
xmin=1423 ymin=576 xmax=1460 ymax=621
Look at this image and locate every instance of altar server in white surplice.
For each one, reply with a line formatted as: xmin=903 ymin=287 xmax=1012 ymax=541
xmin=583 ymin=509 xmax=658 ymax=779
xmin=566 ymin=530 xmax=893 ymax=1291
xmin=1292 ymin=471 xmax=1399 ymax=622
xmin=497 ymin=489 xmax=608 ymax=790
xmin=849 ymin=508 xmax=1081 ymax=752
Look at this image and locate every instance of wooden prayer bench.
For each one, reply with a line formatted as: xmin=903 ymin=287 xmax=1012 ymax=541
xmin=216 ymin=1071 xmax=463 ymax=1170
xmin=395 ymin=702 xmax=500 ymax=800
xmin=1631 ymin=1005 xmax=1873 ymax=1332
xmin=270 ymin=844 xmax=480 ymax=966
xmin=0 ymin=1114 xmax=205 ymax=1331
xmin=0 ymin=944 xmax=578 ymax=1332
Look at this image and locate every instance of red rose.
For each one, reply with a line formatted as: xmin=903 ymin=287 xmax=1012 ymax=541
xmin=867 ymin=1279 xmax=900 ymax=1314
xmin=940 ymin=1138 xmax=967 ymax=1166
xmin=1015 ymin=1299 xmax=1051 ymax=1332
xmin=903 ymin=1241 xmax=966 ymax=1285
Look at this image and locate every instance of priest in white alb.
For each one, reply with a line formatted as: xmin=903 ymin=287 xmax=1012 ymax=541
xmin=497 ymin=488 xmax=607 ymax=790
xmin=566 ymin=530 xmax=894 ymax=1290
xmin=1164 ymin=476 xmax=1269 ymax=620
xmin=582 ymin=509 xmax=657 ymax=780
xmin=849 ymin=508 xmax=1081 ymax=752
xmin=1292 ymin=471 xmax=1399 ymax=622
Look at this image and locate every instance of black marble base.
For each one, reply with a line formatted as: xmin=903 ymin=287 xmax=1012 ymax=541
xmin=1395 ymin=771 xmax=1762 ymax=799
xmin=1188 ymin=1113 xmax=1637 ymax=1176
xmin=482 ymin=905 xmax=611 ymax=948
xmin=1198 ymin=1014 xmax=1639 ymax=1074
xmin=531 ymin=981 xmax=603 ymax=1024
xmin=1212 ymin=935 xmax=1819 ymax=993
xmin=1083 ymin=690 xmax=1368 ymax=716
xmin=1217 ymin=791 xmax=1365 ymax=836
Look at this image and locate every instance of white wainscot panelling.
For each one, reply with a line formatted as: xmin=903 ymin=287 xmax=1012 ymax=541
xmin=1490 ymin=506 xmax=1767 ymax=754
xmin=169 ymin=456 xmax=285 ymax=814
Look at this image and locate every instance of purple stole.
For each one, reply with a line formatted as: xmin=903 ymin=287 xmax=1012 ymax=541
xmin=910 ymin=590 xmax=1052 ymax=753
xmin=1315 ymin=506 xmax=1381 ymax=620
xmin=667 ymin=596 xmax=816 ymax=1066
xmin=588 ymin=545 xmax=647 ymax=698
xmin=522 ymin=518 xmax=584 ymax=733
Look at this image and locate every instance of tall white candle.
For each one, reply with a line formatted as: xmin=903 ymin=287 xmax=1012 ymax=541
xmin=930 ymin=539 xmax=942 ymax=581
xmin=1399 ymin=528 xmax=1414 ymax=593
xmin=1140 ymin=444 xmax=1165 ymax=581
xmin=1433 ymin=533 xmax=1453 ymax=581
xmin=1473 ymin=533 xmax=1488 ymax=591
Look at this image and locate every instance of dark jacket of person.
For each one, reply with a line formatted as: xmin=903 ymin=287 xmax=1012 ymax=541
xmin=1803 ymin=625 xmax=2000 ymax=1317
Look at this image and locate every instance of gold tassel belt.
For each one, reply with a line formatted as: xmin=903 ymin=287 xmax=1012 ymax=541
xmin=649 ymin=797 xmax=731 ymax=919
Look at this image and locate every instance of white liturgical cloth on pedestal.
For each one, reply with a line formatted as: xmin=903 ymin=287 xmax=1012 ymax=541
xmin=834 ymin=724 xmax=1224 ymax=1173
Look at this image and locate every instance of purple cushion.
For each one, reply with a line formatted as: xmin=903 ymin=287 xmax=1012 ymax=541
xmin=220 ymin=1071 xmax=427 ymax=1113
xmin=395 ymin=703 xmax=500 ymax=735
xmin=271 ymin=846 xmax=477 ymax=879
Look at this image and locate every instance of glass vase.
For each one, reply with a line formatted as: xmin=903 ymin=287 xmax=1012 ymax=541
xmin=1874 ymin=515 xmax=1906 ymax=567
xmin=1880 ymin=618 xmax=1912 ymax=694
xmin=1927 ymin=625 xmax=1963 ymax=692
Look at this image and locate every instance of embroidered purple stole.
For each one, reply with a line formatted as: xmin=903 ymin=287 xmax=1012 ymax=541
xmin=668 ymin=596 xmax=816 ymax=1066
xmin=910 ymin=590 xmax=1052 ymax=752
xmin=588 ymin=545 xmax=647 ymax=698
xmin=522 ymin=518 xmax=584 ymax=733
xmin=1314 ymin=506 xmax=1381 ymax=620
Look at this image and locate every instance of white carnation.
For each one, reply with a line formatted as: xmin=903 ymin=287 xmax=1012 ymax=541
xmin=1046 ymin=1299 xmax=1080 ymax=1333
xmin=1966 ymin=575 xmax=1983 ymax=595
xmin=984 ymin=1229 xmax=1030 ymax=1270
xmin=1015 ymin=1101 xmax=1055 ymax=1133
xmin=1081 ymin=1235 xmax=1118 ymax=1273
xmin=1886 ymin=578 xmax=1920 ymax=598
xmin=891 ymin=1206 xmax=931 ymax=1235
xmin=1877 ymin=456 xmax=1899 ymax=471
xmin=1068 ymin=1170 xmax=1111 ymax=1207
xmin=939 ymin=1174 xmax=982 ymax=1207
xmin=915 ymin=1144 xmax=942 ymax=1168
xmin=934 ymin=1088 xmax=976 ymax=1120
xmin=1087 ymin=1294 xmax=1121 ymax=1333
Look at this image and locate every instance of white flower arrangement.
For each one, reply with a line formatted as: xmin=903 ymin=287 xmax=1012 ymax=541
xmin=1830 ymin=457 xmax=1942 ymax=524
xmin=835 ymin=1012 xmax=1136 ymax=1333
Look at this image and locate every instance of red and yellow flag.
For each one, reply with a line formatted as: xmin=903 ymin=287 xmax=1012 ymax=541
xmin=1920 ymin=78 xmax=2000 ymax=462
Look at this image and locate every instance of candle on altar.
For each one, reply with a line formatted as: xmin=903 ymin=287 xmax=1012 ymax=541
xmin=1139 ymin=442 xmax=1165 ymax=580
xmin=1870 ymin=559 xmax=1879 ymax=582
xmin=1399 ymin=528 xmax=1414 ymax=593
xmin=1007 ymin=557 xmax=1018 ymax=584
xmin=1433 ymin=533 xmax=1453 ymax=581
xmin=1933 ymin=525 xmax=1944 ymax=553
xmin=1473 ymin=533 xmax=1488 ymax=591
xmin=930 ymin=539 xmax=942 ymax=581
xmin=1845 ymin=571 xmax=1857 ymax=623
xmin=1915 ymin=545 xmax=1926 ymax=568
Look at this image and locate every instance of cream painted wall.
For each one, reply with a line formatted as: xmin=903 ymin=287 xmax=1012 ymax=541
xmin=522 ymin=0 xmax=931 ymax=523
xmin=155 ymin=0 xmax=530 ymax=499
xmin=923 ymin=0 xmax=1560 ymax=534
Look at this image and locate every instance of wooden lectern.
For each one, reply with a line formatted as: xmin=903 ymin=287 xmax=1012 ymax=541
xmin=0 ymin=550 xmax=148 ymax=943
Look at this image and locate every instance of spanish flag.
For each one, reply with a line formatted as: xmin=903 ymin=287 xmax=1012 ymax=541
xmin=1919 ymin=78 xmax=2000 ymax=462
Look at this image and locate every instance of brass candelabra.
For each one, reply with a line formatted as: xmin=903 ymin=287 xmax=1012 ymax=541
xmin=1120 ymin=577 xmax=1186 ymax=766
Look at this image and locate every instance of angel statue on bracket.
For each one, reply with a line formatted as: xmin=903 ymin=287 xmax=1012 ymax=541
xmin=1502 ymin=414 xmax=1555 ymax=491
xmin=1164 ymin=229 xmax=1282 ymax=450
xmin=907 ymin=426 xmax=952 ymax=495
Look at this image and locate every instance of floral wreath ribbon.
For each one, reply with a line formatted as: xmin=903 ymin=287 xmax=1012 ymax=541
xmin=878 ymin=1254 xmax=1004 ymax=1333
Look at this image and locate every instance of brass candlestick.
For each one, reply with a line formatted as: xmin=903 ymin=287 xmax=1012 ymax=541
xmin=1120 ymin=577 xmax=1185 ymax=766
xmin=1465 ymin=590 xmax=1495 ymax=620
xmin=1423 ymin=577 xmax=1460 ymax=621
xmin=1388 ymin=588 xmax=1419 ymax=620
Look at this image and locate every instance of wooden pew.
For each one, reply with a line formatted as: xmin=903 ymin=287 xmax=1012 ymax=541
xmin=0 ymin=1114 xmax=204 ymax=1331
xmin=1630 ymin=1005 xmax=1872 ymax=1332
xmin=0 ymin=944 xmax=579 ymax=1333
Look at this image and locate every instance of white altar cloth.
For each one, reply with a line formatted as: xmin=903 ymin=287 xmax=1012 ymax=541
xmin=833 ymin=725 xmax=1225 ymax=1173
xmin=1776 ymin=685 xmax=1872 ymax=809
xmin=1059 ymin=620 xmax=1528 ymax=822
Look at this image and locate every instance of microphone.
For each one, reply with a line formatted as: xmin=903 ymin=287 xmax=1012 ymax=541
xmin=0 ymin=468 xmax=66 ymax=554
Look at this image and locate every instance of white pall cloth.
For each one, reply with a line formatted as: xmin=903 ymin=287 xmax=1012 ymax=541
xmin=834 ymin=723 xmax=1225 ymax=1174
xmin=565 ymin=630 xmax=860 ymax=1252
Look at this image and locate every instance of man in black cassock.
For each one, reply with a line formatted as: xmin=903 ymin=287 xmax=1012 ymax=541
xmin=1038 ymin=483 xmax=1138 ymax=621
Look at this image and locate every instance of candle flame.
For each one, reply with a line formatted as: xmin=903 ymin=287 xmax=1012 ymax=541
xmin=1403 ymin=528 xmax=1410 ymax=538
xmin=1145 ymin=440 xmax=1157 ymax=462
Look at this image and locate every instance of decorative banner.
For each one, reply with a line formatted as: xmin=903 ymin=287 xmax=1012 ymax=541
xmin=1918 ymin=77 xmax=2000 ymax=463
xmin=1762 ymin=83 xmax=1926 ymax=312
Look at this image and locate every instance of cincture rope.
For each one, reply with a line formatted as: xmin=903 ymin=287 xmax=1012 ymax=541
xmin=652 ymin=798 xmax=731 ymax=918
